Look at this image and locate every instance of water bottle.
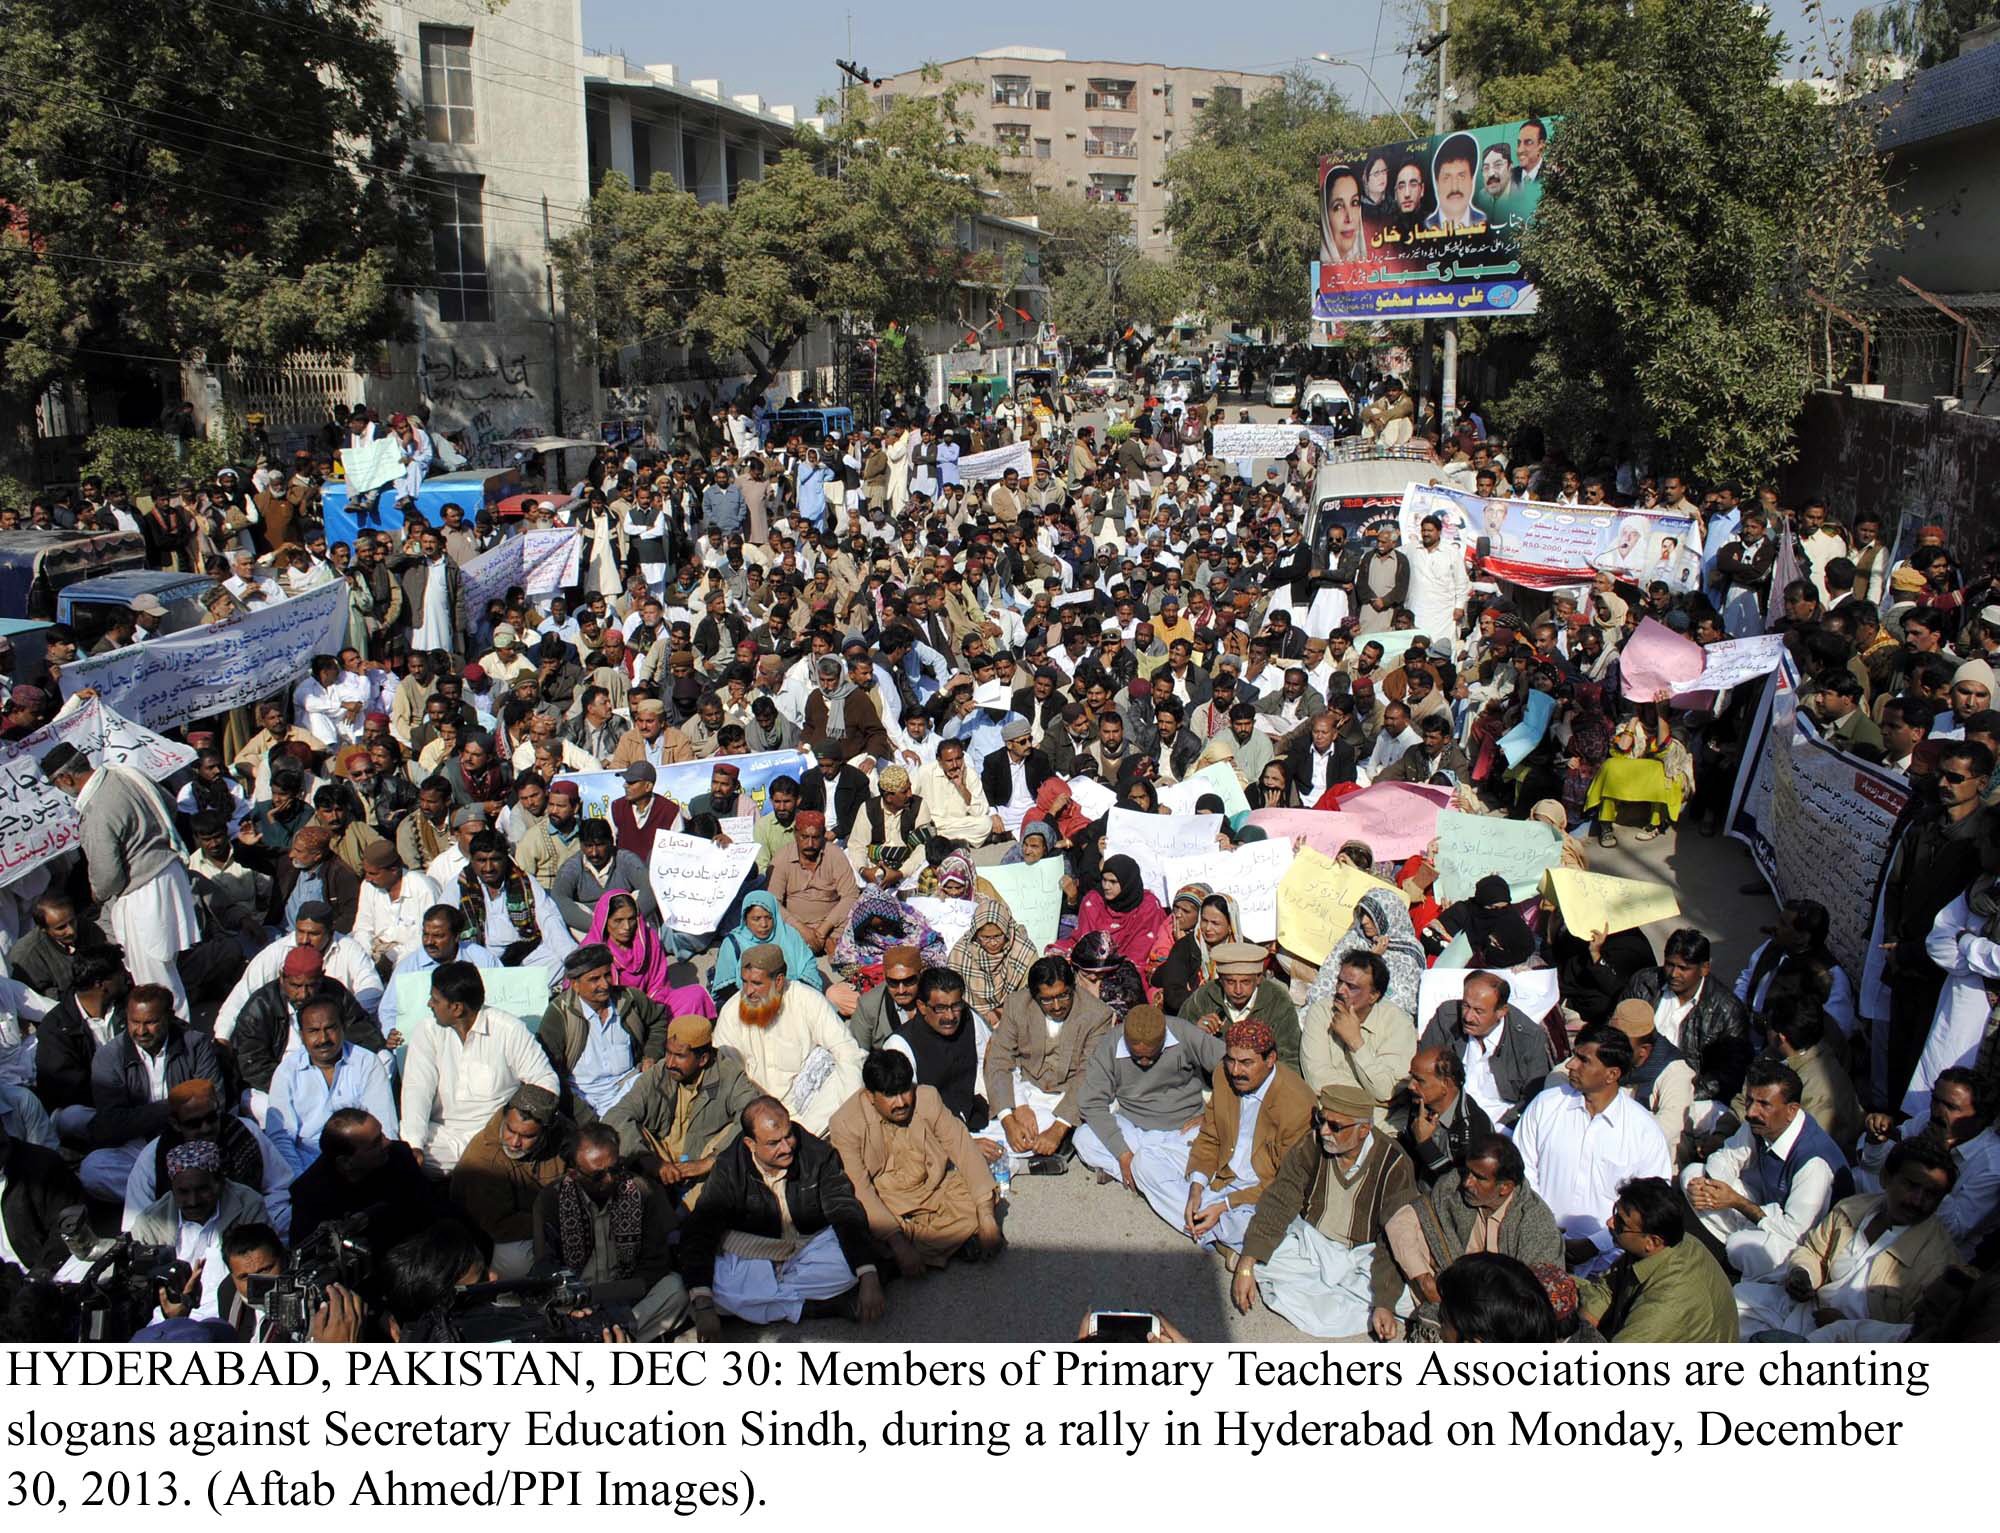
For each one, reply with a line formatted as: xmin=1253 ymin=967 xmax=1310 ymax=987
xmin=993 ymin=1157 xmax=1013 ymax=1201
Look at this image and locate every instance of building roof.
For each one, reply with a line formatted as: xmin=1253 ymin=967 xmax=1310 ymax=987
xmin=878 ymin=51 xmax=1280 ymax=81
xmin=1875 ymin=41 xmax=2000 ymax=151
xmin=583 ymin=53 xmax=823 ymax=134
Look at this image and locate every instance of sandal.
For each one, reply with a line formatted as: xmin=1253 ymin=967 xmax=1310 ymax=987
xmin=1596 ymin=828 xmax=1618 ymax=848
xmin=1636 ymin=825 xmax=1663 ymax=842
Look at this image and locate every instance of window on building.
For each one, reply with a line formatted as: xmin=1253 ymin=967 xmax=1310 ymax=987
xmin=1163 ymin=84 xmax=1175 ymax=114
xmin=1086 ymin=173 xmax=1137 ymax=205
xmin=632 ymin=121 xmax=653 ymax=190
xmin=1084 ymin=125 xmax=1137 ymax=158
xmin=1192 ymin=95 xmax=1208 ymax=110
xmin=995 ymin=123 xmax=1031 ymax=155
xmin=1034 ymin=89 xmax=1051 ymax=110
xmin=429 ymin=174 xmax=490 ymax=322
xmin=420 ymin=25 xmax=474 ymax=143
xmin=1035 ymin=137 xmax=1052 ymax=159
xmin=1085 ymin=78 xmax=1137 ymax=111
xmin=1213 ymin=85 xmax=1243 ymax=109
xmin=991 ymin=74 xmax=1032 ymax=108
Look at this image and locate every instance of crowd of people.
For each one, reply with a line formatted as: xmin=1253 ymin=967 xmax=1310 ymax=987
xmin=0 ymin=365 xmax=1995 ymax=1346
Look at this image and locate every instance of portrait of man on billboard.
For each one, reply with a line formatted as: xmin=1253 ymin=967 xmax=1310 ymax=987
xmin=1424 ymin=132 xmax=1487 ymax=233
xmin=1514 ymin=118 xmax=1548 ymax=184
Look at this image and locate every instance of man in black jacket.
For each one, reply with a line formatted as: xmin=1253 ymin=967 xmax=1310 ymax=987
xmin=289 ymin=1107 xmax=450 ymax=1255
xmin=229 ymin=946 xmax=384 ymax=1095
xmin=683 ymin=1097 xmax=883 ymax=1339
xmin=1415 ymin=973 xmax=1553 ymax=1130
xmin=796 ymin=742 xmax=871 ymax=844
xmin=82 ymin=985 xmax=225 ymax=1201
xmin=979 ymin=718 xmax=1052 ymax=823
xmin=38 ymin=945 xmax=128 ymax=1117
xmin=1619 ymin=928 xmax=1752 ymax=1118
xmin=1284 ymin=711 xmax=1359 ymax=803
xmin=0 ymin=1122 xmax=83 ymax=1271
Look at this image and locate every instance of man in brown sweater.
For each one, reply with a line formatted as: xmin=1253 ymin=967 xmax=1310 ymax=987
xmin=447 ymin=1084 xmax=573 ymax=1277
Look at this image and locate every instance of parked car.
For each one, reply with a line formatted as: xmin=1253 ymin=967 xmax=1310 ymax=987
xmin=1266 ymin=370 xmax=1300 ymax=408
xmin=1082 ymin=366 xmax=1127 ymax=401
xmin=1301 ymin=378 xmax=1358 ymax=435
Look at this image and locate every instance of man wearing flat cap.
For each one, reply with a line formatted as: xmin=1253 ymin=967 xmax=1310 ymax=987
xmin=608 ymin=695 xmax=696 ymax=773
xmin=713 ymin=943 xmax=864 ymax=1135
xmin=605 ymin=1015 xmax=762 ymax=1206
xmin=448 ymin=1082 xmax=574 ymax=1277
xmin=1232 ymin=1081 xmax=1418 ymax=1338
xmin=610 ymin=759 xmax=680 ymax=863
xmin=537 ymin=942 xmax=671 ymax=1122
xmin=1076 ymin=1003 xmax=1225 ymax=1194
xmin=1183 ymin=943 xmax=1301 ymax=1074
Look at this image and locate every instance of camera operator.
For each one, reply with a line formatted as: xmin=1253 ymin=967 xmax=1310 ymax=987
xmin=290 ymin=1109 xmax=448 ymax=1254
xmin=214 ymin=1223 xmax=366 ymax=1342
xmin=529 ymin=1124 xmax=688 ymax=1340
xmin=380 ymin=1218 xmax=630 ymax=1343
xmin=1 ymin=1119 xmax=84 ymax=1271
xmin=131 ymin=1140 xmax=267 ymax=1323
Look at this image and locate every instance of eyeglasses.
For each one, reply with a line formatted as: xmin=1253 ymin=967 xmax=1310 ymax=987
xmin=1940 ymin=770 xmax=1974 ymax=785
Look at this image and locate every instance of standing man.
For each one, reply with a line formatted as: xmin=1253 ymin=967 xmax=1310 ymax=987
xmin=40 ymin=740 xmax=199 ymax=1012
xmin=1404 ymin=514 xmax=1467 ymax=655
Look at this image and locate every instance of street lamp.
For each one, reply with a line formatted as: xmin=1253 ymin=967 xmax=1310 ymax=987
xmin=1310 ymin=53 xmax=1422 ymax=139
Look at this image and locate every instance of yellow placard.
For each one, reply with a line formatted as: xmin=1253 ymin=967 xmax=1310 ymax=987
xmin=1543 ymin=867 xmax=1681 ymax=938
xmin=1276 ymin=847 xmax=1397 ymax=966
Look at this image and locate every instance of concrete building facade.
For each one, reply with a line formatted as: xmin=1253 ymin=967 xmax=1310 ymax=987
xmin=869 ymin=47 xmax=1280 ymax=255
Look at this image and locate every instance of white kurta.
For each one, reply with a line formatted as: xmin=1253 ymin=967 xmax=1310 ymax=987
xmin=1404 ymin=544 xmax=1468 ymax=655
xmin=713 ymin=985 xmax=865 ymax=1135
xmin=1907 ymin=893 xmax=2000 ymax=1120
xmin=398 ymin=1006 xmax=557 ymax=1171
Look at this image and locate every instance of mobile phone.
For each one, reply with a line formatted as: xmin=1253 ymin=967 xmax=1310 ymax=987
xmin=1088 ymin=1310 xmax=1159 ymax=1342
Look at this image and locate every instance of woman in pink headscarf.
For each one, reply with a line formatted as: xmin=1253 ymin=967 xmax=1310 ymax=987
xmin=585 ymin=888 xmax=716 ymax=1019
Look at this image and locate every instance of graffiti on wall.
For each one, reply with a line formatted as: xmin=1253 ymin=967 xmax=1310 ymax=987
xmin=423 ymin=350 xmax=536 ymax=413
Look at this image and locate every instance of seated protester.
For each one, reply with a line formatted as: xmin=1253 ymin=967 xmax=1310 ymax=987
xmin=1733 ymin=897 xmax=1858 ymax=1041
xmin=378 ymin=905 xmax=500 ymax=1044
xmin=850 ymin=944 xmax=925 ymax=1053
xmin=270 ymin=825 xmax=361 ymax=933
xmin=1300 ymin=887 xmax=1426 ymax=1018
xmin=1734 ymin=1138 xmax=1958 ymax=1342
xmin=1375 ymin=711 xmax=1469 ymax=784
xmin=828 ymin=1048 xmax=1004 ymax=1277
xmin=1149 ymin=884 xmax=1210 ymax=1017
xmin=1183 ymin=943 xmax=1302 ymax=1075
xmin=263 ymin=998 xmax=398 ymax=1176
xmin=0 ymin=1117 xmax=85 ymax=1270
xmin=712 ymin=892 xmax=827 ymax=1011
xmin=983 ymin=955 xmax=1118 ymax=1166
xmin=682 ymin=1097 xmax=884 ymax=1338
xmin=1399 ymin=1046 xmax=1494 ymax=1187
xmin=290 ymin=1108 xmax=451 ymax=1254
xmin=1437 ymin=875 xmax=1538 ymax=969
xmin=1546 ymin=903 xmax=1656 ymax=1029
xmin=516 ymin=777 xmax=584 ymax=888
xmin=454 ymin=830 xmax=577 ymax=968
xmin=37 ymin=943 xmax=129 ymax=1118
xmin=832 ymin=887 xmax=947 ymax=991
xmin=1230 ymin=1082 xmax=1418 ymax=1339
xmin=10 ymin=893 xmax=82 ymax=998
xmin=1608 ymin=999 xmax=1697 ymax=1159
xmin=399 ymin=961 xmax=558 ymax=1174
xmin=1417 ymin=971 xmax=1554 ymax=1130
xmin=553 ymin=821 xmax=657 ymax=935
xmin=685 ymin=759 xmax=748 ymax=824
xmin=1516 ymin=1024 xmax=1674 ymax=1275
xmin=1076 ymin=1004 xmax=1225 ymax=1189
xmin=216 ymin=907 xmax=385 ymax=1060
xmin=1433 ymin=1252 xmax=1564 ymax=1344
xmin=1298 ymin=950 xmax=1415 ymax=1124
xmin=609 ymin=762 xmax=679 ymax=865
xmin=311 ymin=782 xmax=384 ymax=875
xmin=537 ymin=943 xmax=669 ymax=1124
xmin=245 ymin=763 xmax=315 ymax=859
xmin=1285 ymin=710 xmax=1359 ymax=803
xmin=752 ymin=775 xmax=800 ymax=876
xmin=394 ymin=777 xmax=459 ymax=875
xmin=230 ymin=944 xmax=384 ymax=1096
xmin=1857 ymin=1068 xmax=1999 ymax=1251
xmin=127 ymin=1140 xmax=269 ymax=1325
xmin=77 ymin=985 xmax=225 ymax=1203
xmin=766 ymin=810 xmax=860 ymax=958
xmin=1620 ymin=928 xmax=1753 ymax=1131
xmin=1730 ymin=1002 xmax=1861 ymax=1155
xmin=1380 ymin=1133 xmax=1564 ymax=1341
xmin=606 ymin=1016 xmax=761 ymax=1204
xmin=584 ymin=889 xmax=713 ymax=1018
xmin=855 ymin=766 xmax=926 ymax=889
xmin=798 ymin=740 xmax=872 ymax=845
xmin=1578 ymin=1175 xmax=1739 ymax=1343
xmin=1681 ymin=1057 xmax=1854 ymax=1281
xmin=884 ymin=967 xmax=992 ymax=1142
xmin=530 ymin=1123 xmax=690 ymax=1341
xmin=1171 ymin=1019 xmax=1315 ymax=1255
xmin=176 ymin=749 xmax=251 ymax=841
xmin=351 ymin=842 xmax=439 ymax=972
xmin=712 ymin=943 xmax=865 ymax=1136
xmin=948 ymin=896 xmax=1037 ymax=1036
xmin=119 ymin=1072 xmax=291 ymax=1233
xmin=979 ymin=717 xmax=1052 ymax=831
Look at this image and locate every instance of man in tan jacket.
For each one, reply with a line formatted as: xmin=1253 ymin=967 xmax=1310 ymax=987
xmin=447 ymin=1084 xmax=573 ymax=1277
xmin=828 ymin=1049 xmax=1002 ymax=1276
xmin=983 ymin=955 xmax=1117 ymax=1164
xmin=1169 ymin=1019 xmax=1314 ymax=1256
xmin=607 ymin=698 xmax=696 ymax=771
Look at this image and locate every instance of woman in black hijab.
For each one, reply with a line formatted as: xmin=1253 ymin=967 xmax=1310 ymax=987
xmin=1446 ymin=874 xmax=1538 ymax=968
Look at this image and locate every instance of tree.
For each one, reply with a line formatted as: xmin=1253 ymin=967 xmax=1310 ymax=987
xmin=556 ymin=80 xmax=1000 ymax=400
xmin=1851 ymin=0 xmax=2000 ymax=66
xmin=0 ymin=0 xmax=431 ymax=406
xmin=1506 ymin=0 xmax=1842 ymax=479
xmin=1447 ymin=0 xmax=1670 ymax=122
xmin=1160 ymin=71 xmax=1398 ymax=334
xmin=1001 ymin=188 xmax=1185 ymax=353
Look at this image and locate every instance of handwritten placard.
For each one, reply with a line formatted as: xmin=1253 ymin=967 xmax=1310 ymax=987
xmin=1498 ymin=689 xmax=1557 ymax=769
xmin=1248 ymin=781 xmax=1452 ymax=864
xmin=1672 ymin=633 xmax=1786 ymax=696
xmin=647 ymin=830 xmax=757 ymax=938
xmin=1158 ymin=760 xmax=1252 ymax=821
xmin=1106 ymin=807 xmax=1221 ymax=902
xmin=1433 ymin=808 xmax=1562 ymax=904
xmin=1542 ymin=867 xmax=1680 ymax=937
xmin=1274 ymin=847 xmax=1397 ymax=965
xmin=979 ymin=857 xmax=1066 ymax=954
xmin=1163 ymin=839 xmax=1293 ymax=943
xmin=908 ymin=895 xmax=977 ymax=954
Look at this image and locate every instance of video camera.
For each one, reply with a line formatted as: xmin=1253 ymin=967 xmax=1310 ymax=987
xmin=51 ymin=1208 xmax=194 ymax=1342
xmin=436 ymin=1271 xmax=635 ymax=1343
xmin=240 ymin=1214 xmax=374 ymax=1341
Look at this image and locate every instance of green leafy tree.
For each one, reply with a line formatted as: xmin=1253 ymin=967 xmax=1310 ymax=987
xmin=557 ymin=82 xmax=998 ymax=400
xmin=1851 ymin=0 xmax=2000 ymax=65
xmin=1506 ymin=0 xmax=1845 ymax=478
xmin=1001 ymin=189 xmax=1185 ymax=352
xmin=0 ymin=0 xmax=431 ymax=405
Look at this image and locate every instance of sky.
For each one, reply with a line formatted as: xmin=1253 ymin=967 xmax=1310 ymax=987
xmin=582 ymin=0 xmax=1872 ymax=123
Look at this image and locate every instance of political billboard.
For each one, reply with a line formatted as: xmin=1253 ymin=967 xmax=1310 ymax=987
xmin=1313 ymin=116 xmax=1556 ymax=322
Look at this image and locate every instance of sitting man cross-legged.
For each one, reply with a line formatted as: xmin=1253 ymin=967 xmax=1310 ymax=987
xmin=1174 ymin=1019 xmax=1314 ymax=1256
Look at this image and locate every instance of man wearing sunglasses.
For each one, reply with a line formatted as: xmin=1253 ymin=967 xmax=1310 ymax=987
xmin=121 ymin=1079 xmax=295 ymax=1239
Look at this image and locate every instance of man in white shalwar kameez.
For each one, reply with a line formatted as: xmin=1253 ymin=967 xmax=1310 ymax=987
xmin=712 ymin=945 xmax=865 ymax=1135
xmin=43 ymin=741 xmax=199 ymax=1013
xmin=1404 ymin=514 xmax=1469 ymax=657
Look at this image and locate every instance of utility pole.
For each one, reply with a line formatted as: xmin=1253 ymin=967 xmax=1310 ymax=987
xmin=1435 ymin=0 xmax=1458 ymax=435
xmin=542 ymin=194 xmax=564 ymax=438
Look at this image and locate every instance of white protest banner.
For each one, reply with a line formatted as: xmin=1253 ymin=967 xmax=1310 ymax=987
xmin=521 ymin=528 xmax=582 ymax=597
xmin=1672 ymin=633 xmax=1786 ymax=696
xmin=1417 ymin=966 xmax=1563 ymax=1027
xmin=657 ymin=748 xmax=802 ymax=812
xmin=1433 ymin=808 xmax=1563 ymax=904
xmin=0 ymin=696 xmax=200 ymax=888
xmin=1159 ymin=760 xmax=1251 ymax=821
xmin=57 ymin=580 xmax=347 ymax=732
xmin=908 ymin=895 xmax=977 ymax=954
xmin=1163 ymin=839 xmax=1292 ymax=943
xmin=959 ymin=440 xmax=1033 ymax=483
xmin=979 ymin=858 xmax=1066 ymax=954
xmin=1207 ymin=423 xmax=1338 ymax=459
xmin=390 ymin=964 xmax=556 ymax=1032
xmin=1106 ymin=807 xmax=1221 ymax=902
xmin=1065 ymin=775 xmax=1117 ymax=822
xmin=458 ymin=536 xmax=523 ymax=616
xmin=339 ymin=437 xmax=403 ymax=494
xmin=648 ymin=830 xmax=757 ymax=938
